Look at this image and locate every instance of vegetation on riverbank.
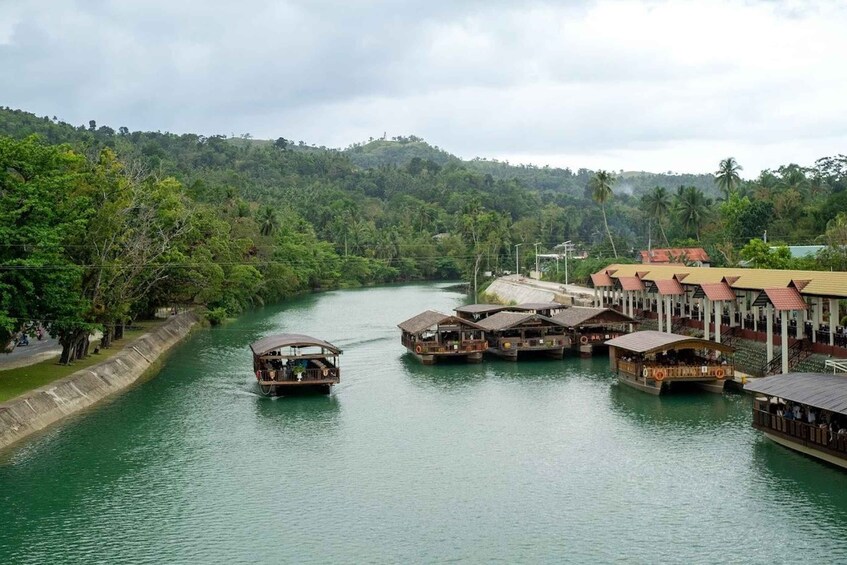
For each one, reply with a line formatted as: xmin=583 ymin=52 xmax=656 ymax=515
xmin=1 ymin=106 xmax=846 ymax=361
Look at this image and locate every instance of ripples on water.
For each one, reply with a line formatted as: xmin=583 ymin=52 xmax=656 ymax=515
xmin=3 ymin=283 xmax=847 ymax=563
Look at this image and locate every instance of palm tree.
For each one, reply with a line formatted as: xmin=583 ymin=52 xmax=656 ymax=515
xmin=257 ymin=206 xmax=279 ymax=237
xmin=642 ymin=186 xmax=671 ymax=246
xmin=590 ymin=170 xmax=617 ymax=258
xmin=715 ymin=157 xmax=743 ymax=198
xmin=675 ymin=186 xmax=709 ymax=241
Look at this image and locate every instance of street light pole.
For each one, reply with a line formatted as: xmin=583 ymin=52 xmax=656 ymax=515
xmin=515 ymin=243 xmax=522 ymax=276
xmin=561 ymin=240 xmax=574 ymax=285
xmin=534 ymin=242 xmax=541 ymax=279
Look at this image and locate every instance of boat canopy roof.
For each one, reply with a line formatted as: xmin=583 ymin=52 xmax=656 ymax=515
xmin=454 ymin=304 xmax=509 ymax=315
xmin=398 ymin=310 xmax=481 ymax=334
xmin=474 ymin=311 xmax=564 ymax=332
xmin=745 ymin=373 xmax=847 ymax=416
xmin=605 ymin=330 xmax=734 ymax=355
xmin=552 ymin=307 xmax=635 ymax=328
xmin=250 ymin=334 xmax=341 ymax=357
xmin=512 ymin=302 xmax=564 ymax=312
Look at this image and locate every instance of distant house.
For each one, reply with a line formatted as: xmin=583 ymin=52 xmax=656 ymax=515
xmin=639 ymin=247 xmax=710 ymax=267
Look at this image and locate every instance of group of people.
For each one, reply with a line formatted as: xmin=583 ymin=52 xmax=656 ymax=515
xmin=770 ymin=400 xmax=847 ymax=443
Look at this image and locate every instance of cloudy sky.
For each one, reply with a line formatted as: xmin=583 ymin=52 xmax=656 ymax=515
xmin=1 ymin=0 xmax=846 ymax=175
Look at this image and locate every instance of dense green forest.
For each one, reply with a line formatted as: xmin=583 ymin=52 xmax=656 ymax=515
xmin=1 ymin=106 xmax=846 ymax=362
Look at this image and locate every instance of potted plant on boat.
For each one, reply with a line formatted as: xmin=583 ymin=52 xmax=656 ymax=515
xmin=292 ymin=365 xmax=305 ymax=382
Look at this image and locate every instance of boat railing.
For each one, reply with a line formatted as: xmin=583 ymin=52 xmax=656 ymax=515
xmin=256 ymin=367 xmax=339 ymax=383
xmin=575 ymin=327 xmax=624 ymax=344
xmin=403 ymin=335 xmax=488 ymax=354
xmin=642 ymin=363 xmax=733 ymax=380
xmin=497 ymin=336 xmax=568 ymax=350
xmin=752 ymin=403 xmax=847 ymax=454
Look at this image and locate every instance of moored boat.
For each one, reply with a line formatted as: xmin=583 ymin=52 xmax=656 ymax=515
xmin=745 ymin=372 xmax=847 ymax=470
xmin=250 ymin=334 xmax=342 ymax=395
xmin=398 ymin=310 xmax=487 ymax=364
xmin=606 ymin=330 xmax=735 ymax=395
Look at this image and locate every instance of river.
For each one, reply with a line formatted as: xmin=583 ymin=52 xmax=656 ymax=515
xmin=2 ymin=283 xmax=847 ymax=563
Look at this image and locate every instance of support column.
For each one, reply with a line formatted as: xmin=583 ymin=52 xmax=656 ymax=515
xmin=781 ymin=310 xmax=789 ymax=374
xmin=796 ymin=307 xmax=805 ymax=340
xmin=665 ymin=295 xmax=672 ymax=333
xmin=657 ymin=293 xmax=664 ymax=333
xmin=704 ymin=298 xmax=710 ymax=341
xmin=599 ymin=288 xmax=605 ymax=308
xmin=812 ymin=298 xmax=819 ymax=343
xmin=714 ymin=301 xmax=722 ymax=343
xmin=753 ymin=305 xmax=758 ymax=333
xmin=766 ymin=305 xmax=774 ymax=364
xmin=593 ymin=288 xmax=598 ymax=308
xmin=830 ymin=298 xmax=839 ymax=347
xmin=729 ymin=301 xmax=737 ymax=328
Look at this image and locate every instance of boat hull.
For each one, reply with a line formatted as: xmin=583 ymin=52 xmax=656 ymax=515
xmin=764 ymin=432 xmax=847 ymax=470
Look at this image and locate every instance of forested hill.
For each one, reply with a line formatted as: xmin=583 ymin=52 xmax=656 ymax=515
xmin=343 ymin=136 xmax=718 ymax=198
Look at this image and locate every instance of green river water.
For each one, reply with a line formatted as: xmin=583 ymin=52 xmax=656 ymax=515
xmin=3 ymin=283 xmax=847 ymax=564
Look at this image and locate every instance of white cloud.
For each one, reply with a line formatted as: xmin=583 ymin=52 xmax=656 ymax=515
xmin=1 ymin=0 xmax=846 ymax=175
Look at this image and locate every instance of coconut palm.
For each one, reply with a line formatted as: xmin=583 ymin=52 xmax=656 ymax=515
xmin=642 ymin=186 xmax=671 ymax=246
xmin=590 ymin=170 xmax=617 ymax=258
xmin=675 ymin=186 xmax=710 ymax=241
xmin=257 ymin=205 xmax=279 ymax=236
xmin=715 ymin=157 xmax=743 ymax=198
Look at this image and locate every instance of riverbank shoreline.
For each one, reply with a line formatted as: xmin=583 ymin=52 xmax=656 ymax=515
xmin=0 ymin=311 xmax=201 ymax=451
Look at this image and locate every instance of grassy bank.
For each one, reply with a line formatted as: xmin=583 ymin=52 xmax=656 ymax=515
xmin=0 ymin=320 xmax=165 ymax=403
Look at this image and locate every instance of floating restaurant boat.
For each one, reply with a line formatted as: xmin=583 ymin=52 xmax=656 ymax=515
xmin=474 ymin=311 xmax=569 ymax=360
xmin=551 ymin=307 xmax=636 ymax=356
xmin=745 ymin=373 xmax=847 ymax=470
xmin=250 ymin=334 xmax=342 ymax=395
xmin=606 ymin=330 xmax=735 ymax=395
xmin=398 ymin=310 xmax=487 ymax=364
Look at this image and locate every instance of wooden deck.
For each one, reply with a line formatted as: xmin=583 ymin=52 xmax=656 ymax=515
xmin=752 ymin=401 xmax=847 ymax=469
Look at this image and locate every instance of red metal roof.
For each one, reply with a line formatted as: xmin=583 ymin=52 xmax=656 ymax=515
xmin=618 ymin=276 xmax=645 ymax=291
xmin=590 ymin=272 xmax=614 ymax=287
xmin=700 ymin=282 xmax=736 ymax=302
xmin=639 ymin=247 xmax=710 ymax=264
xmin=654 ymin=279 xmax=684 ymax=296
xmin=763 ymin=288 xmax=808 ymax=312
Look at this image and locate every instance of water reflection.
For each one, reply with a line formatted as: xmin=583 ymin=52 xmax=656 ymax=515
xmin=399 ymin=353 xmax=488 ymax=390
xmin=252 ymin=393 xmax=341 ymax=436
xmin=607 ymin=382 xmax=733 ymax=433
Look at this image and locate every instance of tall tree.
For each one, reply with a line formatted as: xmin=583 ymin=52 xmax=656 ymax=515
xmin=675 ymin=186 xmax=710 ymax=241
xmin=590 ymin=170 xmax=617 ymax=258
xmin=715 ymin=157 xmax=743 ymax=198
xmin=641 ymin=186 xmax=671 ymax=246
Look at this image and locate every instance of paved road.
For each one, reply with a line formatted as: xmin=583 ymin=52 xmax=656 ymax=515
xmin=0 ymin=336 xmax=62 ymax=370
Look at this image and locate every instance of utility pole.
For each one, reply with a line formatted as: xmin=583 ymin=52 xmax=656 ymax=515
xmin=559 ymin=240 xmax=575 ymax=285
xmin=515 ymin=243 xmax=522 ymax=276
xmin=534 ymin=242 xmax=541 ymax=279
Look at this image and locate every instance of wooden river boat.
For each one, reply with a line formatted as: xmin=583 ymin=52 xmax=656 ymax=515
xmin=745 ymin=372 xmax=847 ymax=470
xmin=250 ymin=334 xmax=342 ymax=395
xmin=606 ymin=330 xmax=735 ymax=395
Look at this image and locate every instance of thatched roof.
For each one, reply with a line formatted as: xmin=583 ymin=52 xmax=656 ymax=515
xmin=475 ymin=312 xmax=564 ymax=331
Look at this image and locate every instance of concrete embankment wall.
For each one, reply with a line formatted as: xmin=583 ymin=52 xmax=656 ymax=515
xmin=0 ymin=311 xmax=200 ymax=451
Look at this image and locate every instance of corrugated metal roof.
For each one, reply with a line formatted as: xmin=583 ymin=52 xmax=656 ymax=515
xmin=475 ymin=312 xmax=564 ymax=331
xmin=398 ymin=311 xmax=482 ymax=334
xmin=590 ymin=272 xmax=614 ymax=287
xmin=513 ymin=302 xmax=565 ymax=312
xmin=618 ymin=276 xmax=646 ymax=291
xmin=700 ymin=282 xmax=736 ymax=302
xmin=552 ymin=307 xmax=635 ymax=328
xmin=250 ymin=334 xmax=342 ymax=356
xmin=744 ymin=373 xmax=847 ymax=415
xmin=605 ymin=330 xmax=735 ymax=354
xmin=454 ymin=304 xmax=508 ymax=315
xmin=594 ymin=263 xmax=847 ymax=299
